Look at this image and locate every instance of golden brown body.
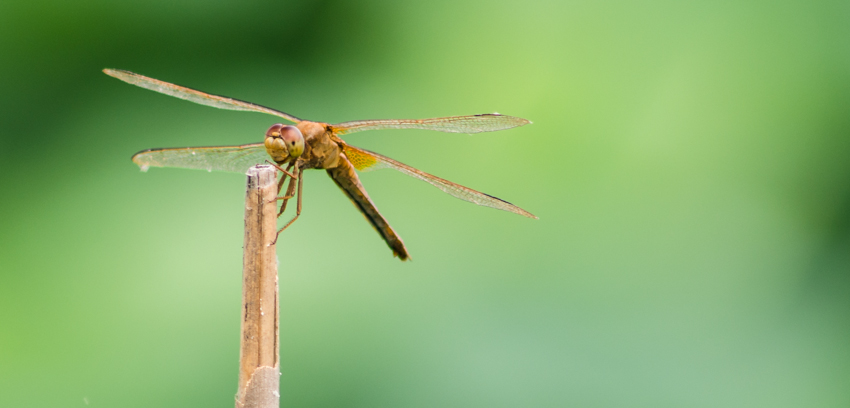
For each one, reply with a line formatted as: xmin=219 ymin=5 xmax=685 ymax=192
xmin=291 ymin=121 xmax=341 ymax=171
xmin=107 ymin=68 xmax=535 ymax=261
xmin=267 ymin=120 xmax=409 ymax=259
xmin=327 ymin=154 xmax=409 ymax=259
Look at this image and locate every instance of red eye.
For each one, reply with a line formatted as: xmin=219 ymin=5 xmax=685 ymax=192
xmin=265 ymin=123 xmax=284 ymax=137
xmin=279 ymin=125 xmax=303 ymax=144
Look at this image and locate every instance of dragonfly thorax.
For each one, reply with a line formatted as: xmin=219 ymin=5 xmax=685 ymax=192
xmin=295 ymin=121 xmax=341 ymax=170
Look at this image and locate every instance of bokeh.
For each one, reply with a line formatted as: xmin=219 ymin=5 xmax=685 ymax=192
xmin=1 ymin=0 xmax=849 ymax=407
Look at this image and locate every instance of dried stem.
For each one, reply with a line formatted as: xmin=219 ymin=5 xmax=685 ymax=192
xmin=236 ymin=165 xmax=280 ymax=408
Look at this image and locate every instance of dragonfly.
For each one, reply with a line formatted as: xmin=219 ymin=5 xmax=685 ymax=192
xmin=104 ymin=69 xmax=536 ymax=260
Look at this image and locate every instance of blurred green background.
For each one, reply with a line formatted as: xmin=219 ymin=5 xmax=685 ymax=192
xmin=1 ymin=0 xmax=849 ymax=406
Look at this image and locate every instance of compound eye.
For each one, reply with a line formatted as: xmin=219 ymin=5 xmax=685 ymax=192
xmin=279 ymin=125 xmax=305 ymax=158
xmin=265 ymin=123 xmax=284 ymax=138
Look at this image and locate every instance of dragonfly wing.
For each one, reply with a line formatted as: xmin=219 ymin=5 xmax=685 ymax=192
xmin=104 ymin=69 xmax=301 ymax=123
xmin=342 ymin=145 xmax=537 ymax=219
xmin=132 ymin=143 xmax=272 ymax=174
xmin=327 ymin=154 xmax=410 ymax=260
xmin=332 ymin=113 xmax=530 ymax=135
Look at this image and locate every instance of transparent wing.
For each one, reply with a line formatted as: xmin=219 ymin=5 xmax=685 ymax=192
xmin=343 ymin=144 xmax=537 ymax=219
xmin=132 ymin=143 xmax=271 ymax=174
xmin=332 ymin=113 xmax=530 ymax=135
xmin=104 ymin=69 xmax=301 ymax=123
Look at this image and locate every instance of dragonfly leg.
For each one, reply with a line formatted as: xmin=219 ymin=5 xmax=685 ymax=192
xmin=272 ymin=173 xmax=304 ymax=245
xmin=274 ymin=173 xmax=288 ymax=200
xmin=265 ymin=160 xmax=298 ymax=180
xmin=272 ymin=163 xmax=295 ymax=211
xmin=276 ymin=163 xmax=296 ymax=194
xmin=266 ymin=163 xmax=296 ymax=206
xmin=277 ymin=167 xmax=299 ymax=217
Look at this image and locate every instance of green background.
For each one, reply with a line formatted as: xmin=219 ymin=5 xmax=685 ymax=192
xmin=2 ymin=0 xmax=849 ymax=406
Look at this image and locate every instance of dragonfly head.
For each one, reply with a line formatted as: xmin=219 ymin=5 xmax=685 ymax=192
xmin=265 ymin=124 xmax=305 ymax=162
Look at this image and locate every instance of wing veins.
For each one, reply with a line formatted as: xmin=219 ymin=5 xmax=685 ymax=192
xmin=343 ymin=145 xmax=536 ymax=219
xmin=104 ymin=69 xmax=301 ymax=123
xmin=333 ymin=113 xmax=530 ymax=135
xmin=131 ymin=143 xmax=270 ymax=174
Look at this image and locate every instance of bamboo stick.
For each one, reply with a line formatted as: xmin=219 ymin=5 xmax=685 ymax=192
xmin=236 ymin=165 xmax=280 ymax=408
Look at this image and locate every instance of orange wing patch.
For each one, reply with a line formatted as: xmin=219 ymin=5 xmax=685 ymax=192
xmin=343 ymin=145 xmax=380 ymax=171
